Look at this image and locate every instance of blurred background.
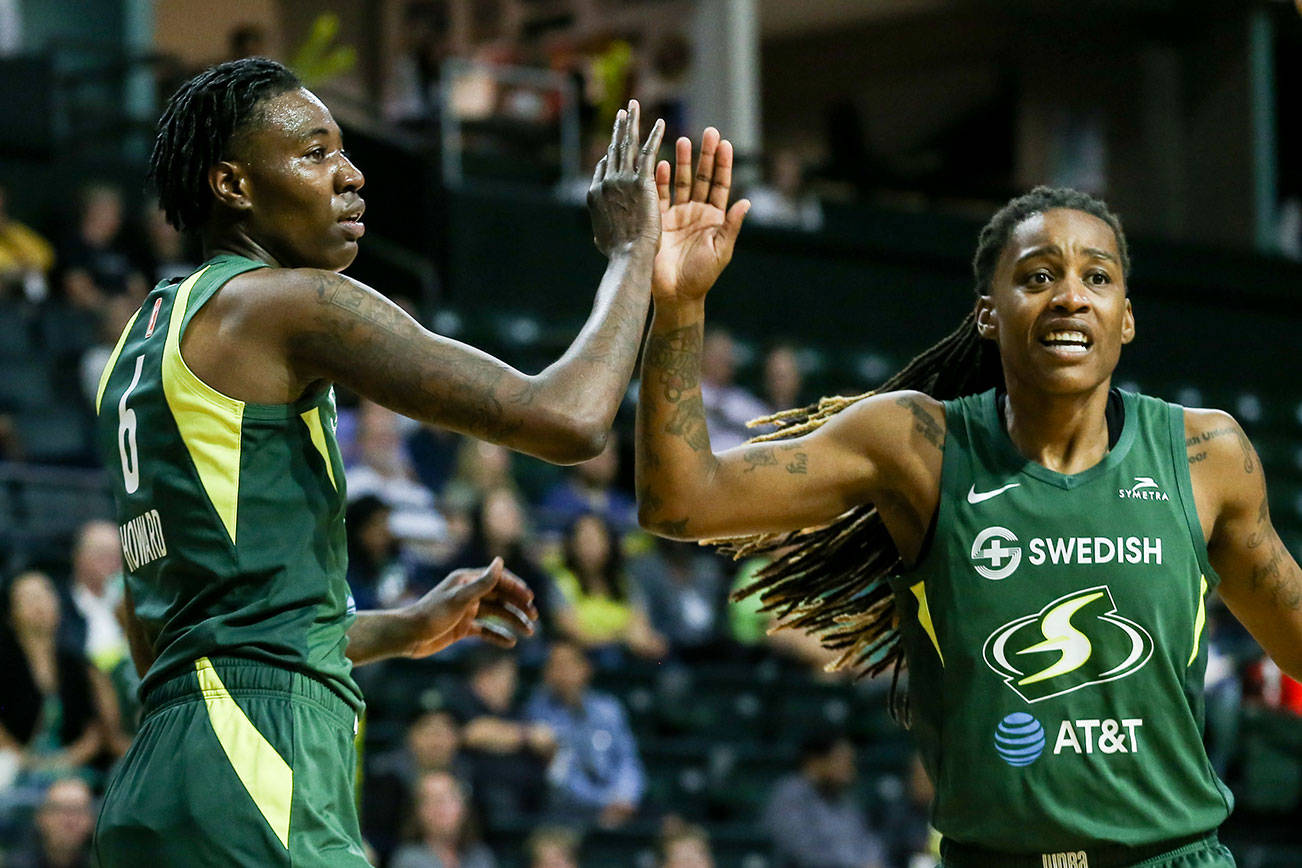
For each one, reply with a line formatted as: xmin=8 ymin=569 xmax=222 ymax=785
xmin=1 ymin=1 xmax=1302 ymax=866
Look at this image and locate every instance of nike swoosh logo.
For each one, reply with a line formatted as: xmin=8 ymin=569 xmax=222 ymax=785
xmin=967 ymin=482 xmax=1021 ymax=504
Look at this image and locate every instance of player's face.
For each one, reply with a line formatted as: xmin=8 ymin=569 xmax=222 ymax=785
xmin=978 ymin=208 xmax=1134 ymax=397
xmin=232 ymin=88 xmax=365 ymax=271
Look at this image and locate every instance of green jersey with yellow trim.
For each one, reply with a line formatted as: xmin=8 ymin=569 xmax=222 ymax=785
xmin=894 ymin=388 xmax=1231 ymax=852
xmin=93 ymin=254 xmax=362 ymax=712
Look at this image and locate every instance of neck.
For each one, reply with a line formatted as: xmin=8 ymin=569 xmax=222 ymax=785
xmin=1001 ymin=378 xmax=1113 ymax=475
xmin=203 ymin=226 xmax=282 ymax=267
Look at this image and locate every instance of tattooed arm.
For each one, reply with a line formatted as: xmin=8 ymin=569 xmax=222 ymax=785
xmin=273 ymin=104 xmax=663 ymax=464
xmin=634 ymin=129 xmax=943 ymax=551
xmin=1188 ymin=409 xmax=1302 ymax=679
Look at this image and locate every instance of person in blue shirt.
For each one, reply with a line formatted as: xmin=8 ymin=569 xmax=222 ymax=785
xmin=524 ymin=639 xmax=644 ymax=828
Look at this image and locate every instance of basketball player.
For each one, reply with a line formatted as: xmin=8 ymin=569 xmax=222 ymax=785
xmin=635 ymin=129 xmax=1302 ymax=866
xmin=92 ymin=58 xmax=664 ymax=864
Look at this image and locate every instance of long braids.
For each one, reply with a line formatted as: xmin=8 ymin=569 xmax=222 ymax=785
xmin=715 ymin=186 xmax=1130 ymax=719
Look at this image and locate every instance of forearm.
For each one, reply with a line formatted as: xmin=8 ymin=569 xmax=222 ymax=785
xmin=345 ymin=609 xmax=419 ymax=667
xmin=528 ymin=241 xmax=656 ymax=460
xmin=635 ymin=299 xmax=717 ymax=538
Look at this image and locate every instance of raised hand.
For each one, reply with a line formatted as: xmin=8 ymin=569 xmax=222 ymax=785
xmin=588 ymin=100 xmax=666 ymax=257
xmin=405 ymin=558 xmax=538 ymax=658
xmin=652 ymin=127 xmax=750 ymax=305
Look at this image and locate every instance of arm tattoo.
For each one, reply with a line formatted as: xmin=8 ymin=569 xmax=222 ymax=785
xmin=786 ymin=452 xmax=809 ymax=474
xmin=1186 ymin=426 xmax=1255 ymax=474
xmin=1248 ymin=538 xmax=1302 ymax=611
xmin=1247 ymin=496 xmax=1269 ymax=549
xmin=896 ymin=396 xmax=944 ymax=451
xmin=743 ymin=448 xmax=779 ymax=472
xmin=665 ymin=395 xmax=710 ymax=451
xmin=644 ymin=324 xmax=702 ymax=403
xmin=578 ymin=282 xmax=648 ymax=372
xmin=296 ymin=274 xmax=525 ymax=441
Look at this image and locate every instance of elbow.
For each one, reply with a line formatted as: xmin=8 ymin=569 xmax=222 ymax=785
xmin=637 ymin=503 xmax=696 ymax=541
xmin=537 ymin=417 xmax=609 ymax=465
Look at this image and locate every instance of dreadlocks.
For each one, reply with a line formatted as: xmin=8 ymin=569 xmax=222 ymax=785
xmin=149 ymin=58 xmax=302 ymax=233
xmin=717 ymin=186 xmax=1130 ymax=718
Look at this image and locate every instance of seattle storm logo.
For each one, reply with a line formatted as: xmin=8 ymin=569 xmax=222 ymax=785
xmin=982 ymin=586 xmax=1154 ymax=703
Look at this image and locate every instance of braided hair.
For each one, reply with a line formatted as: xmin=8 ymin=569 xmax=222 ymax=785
xmin=149 ymin=58 xmax=302 ymax=232
xmin=716 ymin=186 xmax=1130 ymax=718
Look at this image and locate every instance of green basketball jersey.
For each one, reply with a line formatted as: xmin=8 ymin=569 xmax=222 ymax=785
xmin=93 ymin=254 xmax=363 ymax=712
xmin=893 ymin=388 xmax=1231 ymax=852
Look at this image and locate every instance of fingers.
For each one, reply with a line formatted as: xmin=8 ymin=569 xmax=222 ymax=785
xmin=476 ymin=600 xmax=536 ymax=637
xmin=721 ymin=197 xmax=751 ymax=251
xmin=656 ymin=160 xmax=671 ymax=213
xmin=623 ymin=100 xmax=640 ymax=174
xmin=607 ymin=109 xmax=626 ymax=177
xmin=452 ymin=557 xmax=503 ymax=600
xmin=690 ymin=127 xmax=721 ymax=203
xmin=673 ymin=136 xmax=692 ymax=205
xmin=490 ymin=569 xmax=539 ymax=621
xmin=591 ymin=155 xmax=607 ymax=189
xmin=638 ymin=116 xmax=666 ymax=177
xmin=472 ymin=620 xmax=518 ymax=648
xmin=708 ymin=138 xmax=734 ymax=211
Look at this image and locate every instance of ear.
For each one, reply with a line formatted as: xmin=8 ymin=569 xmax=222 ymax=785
xmin=208 ymin=161 xmax=252 ymax=215
xmin=974 ymin=295 xmax=997 ymax=340
xmin=1120 ymin=297 xmax=1135 ymax=345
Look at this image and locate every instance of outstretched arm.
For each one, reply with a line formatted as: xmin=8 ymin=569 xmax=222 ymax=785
xmin=1191 ymin=410 xmax=1302 ymax=679
xmin=635 ymin=130 xmax=941 ymax=543
xmin=285 ymin=103 xmax=665 ymax=465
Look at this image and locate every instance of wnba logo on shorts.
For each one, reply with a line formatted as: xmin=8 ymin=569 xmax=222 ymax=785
xmin=1042 ymin=851 xmax=1088 ymax=867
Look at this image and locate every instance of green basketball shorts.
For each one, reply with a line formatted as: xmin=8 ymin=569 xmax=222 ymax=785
xmin=94 ymin=657 xmax=369 ymax=867
xmin=940 ymin=832 xmax=1236 ymax=868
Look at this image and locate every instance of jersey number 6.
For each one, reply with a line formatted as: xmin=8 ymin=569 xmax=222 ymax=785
xmin=118 ymin=355 xmax=145 ymax=494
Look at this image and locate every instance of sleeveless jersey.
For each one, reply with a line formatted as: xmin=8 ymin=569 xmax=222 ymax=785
xmin=893 ymin=388 xmax=1231 ymax=852
xmin=93 ymin=254 xmax=363 ymax=712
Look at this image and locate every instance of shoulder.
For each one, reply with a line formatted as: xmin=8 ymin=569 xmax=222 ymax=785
xmin=1182 ymin=406 xmax=1261 ymax=514
xmin=1182 ymin=407 xmax=1256 ymax=476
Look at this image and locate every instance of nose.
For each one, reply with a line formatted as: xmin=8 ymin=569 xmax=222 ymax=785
xmin=1051 ymin=275 xmax=1091 ymax=313
xmin=338 ymin=152 xmax=365 ymax=192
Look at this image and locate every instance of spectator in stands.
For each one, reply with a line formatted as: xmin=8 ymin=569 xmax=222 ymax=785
xmin=384 ymin=0 xmax=452 ymax=131
xmin=59 ymin=520 xmax=127 ymax=672
xmin=660 ymin=822 xmax=715 ymax=868
xmin=549 ymin=512 xmax=666 ymax=663
xmin=524 ymin=639 xmax=644 ymax=829
xmin=6 ymin=776 xmax=95 ymax=868
xmin=445 ymin=486 xmax=557 ymax=654
xmin=746 ymin=150 xmax=824 ymax=232
xmin=0 ymin=181 xmax=55 ymax=301
xmin=539 ymin=430 xmax=637 ymax=534
xmin=443 ymin=437 xmax=522 ymax=516
xmin=347 ymin=400 xmax=450 ymax=557
xmin=446 ymin=647 xmax=554 ymax=825
xmin=0 ymin=572 xmax=106 ymax=795
xmin=760 ymin=733 xmax=886 ymax=868
xmin=345 ymin=494 xmax=407 ymax=610
xmin=78 ymin=294 xmax=140 ymax=407
xmin=879 ymin=754 xmax=938 ymax=868
xmin=527 ymin=825 xmax=581 ymax=868
xmin=762 ymin=343 xmax=807 ymax=417
xmin=137 ymin=206 xmax=199 ymax=285
xmin=630 ymin=536 xmax=726 ymax=660
xmin=391 ymin=770 xmax=497 ymax=868
xmin=700 ymin=329 xmax=768 ymax=451
xmin=57 ymin=183 xmax=146 ymax=309
xmin=364 ymin=708 xmax=470 ymax=864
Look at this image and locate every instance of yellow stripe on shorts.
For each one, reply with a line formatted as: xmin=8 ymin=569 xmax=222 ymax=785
xmin=195 ymin=657 xmax=293 ymax=849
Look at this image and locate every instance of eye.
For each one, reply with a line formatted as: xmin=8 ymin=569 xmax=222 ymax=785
xmin=307 ymin=147 xmax=327 ymax=162
xmin=1027 ymin=270 xmax=1053 ymax=286
xmin=1086 ymin=270 xmax=1111 ymax=285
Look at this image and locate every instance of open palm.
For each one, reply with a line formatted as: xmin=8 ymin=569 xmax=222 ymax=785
xmin=652 ymin=128 xmax=750 ymax=304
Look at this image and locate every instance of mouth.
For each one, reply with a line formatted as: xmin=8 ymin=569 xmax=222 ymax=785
xmin=1038 ymin=329 xmax=1093 ymax=356
xmin=338 ymin=201 xmax=366 ymax=240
